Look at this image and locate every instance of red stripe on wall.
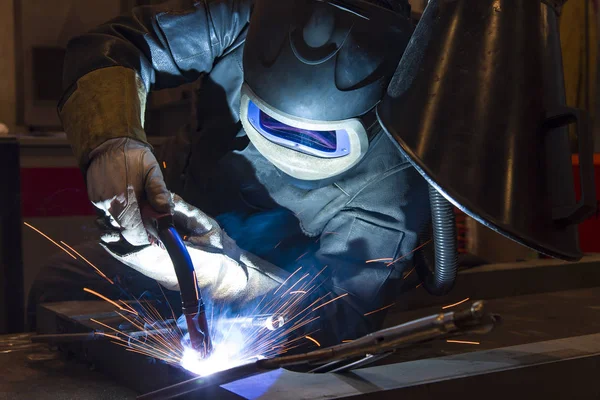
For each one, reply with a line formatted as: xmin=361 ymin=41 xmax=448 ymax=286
xmin=571 ymin=154 xmax=600 ymax=166
xmin=572 ymin=157 xmax=600 ymax=253
xmin=20 ymin=168 xmax=96 ymax=218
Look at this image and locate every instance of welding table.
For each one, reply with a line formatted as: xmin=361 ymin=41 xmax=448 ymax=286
xmin=2 ymin=256 xmax=600 ymax=399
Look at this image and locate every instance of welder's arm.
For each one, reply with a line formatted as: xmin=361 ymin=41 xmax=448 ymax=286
xmin=298 ymin=168 xmax=431 ymax=346
xmin=302 ymin=215 xmax=410 ymax=345
xmin=59 ymin=0 xmax=251 ymax=244
xmin=61 ymin=0 xmax=251 ymax=167
xmin=102 ymin=194 xmax=289 ymax=305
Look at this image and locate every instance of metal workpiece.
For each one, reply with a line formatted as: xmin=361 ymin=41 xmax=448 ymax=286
xmin=222 ymin=333 xmax=600 ymax=400
xmin=137 ymin=362 xmax=264 ymax=400
xmin=21 ymin=281 xmax=600 ymax=399
xmin=138 ymin=301 xmax=498 ymax=400
xmin=257 ymin=301 xmax=496 ymax=370
xmin=35 ymin=302 xmax=196 ymax=395
xmin=0 ymin=333 xmax=138 ymax=400
xmin=22 ymin=265 xmax=600 ymax=399
xmin=377 ymin=0 xmax=595 ymax=261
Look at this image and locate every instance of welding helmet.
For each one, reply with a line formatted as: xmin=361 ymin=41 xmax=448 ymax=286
xmin=241 ymin=0 xmax=413 ymax=181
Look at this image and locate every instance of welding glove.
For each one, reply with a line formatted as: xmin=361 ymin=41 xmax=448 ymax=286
xmin=87 ymin=137 xmax=173 ymax=246
xmin=100 ymin=194 xmax=289 ymax=305
xmin=58 ymin=67 xmax=169 ymax=246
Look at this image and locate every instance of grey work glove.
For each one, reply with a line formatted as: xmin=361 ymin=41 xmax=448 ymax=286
xmin=101 ymin=194 xmax=289 ymax=305
xmin=87 ymin=138 xmax=173 ymax=246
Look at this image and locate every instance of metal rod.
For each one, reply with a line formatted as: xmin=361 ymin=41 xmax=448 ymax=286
xmin=308 ymin=359 xmax=349 ymax=373
xmin=222 ymin=314 xmax=285 ymax=331
xmin=257 ymin=301 xmax=495 ymax=369
xmin=31 ymin=328 xmax=174 ymax=344
xmin=329 ymin=352 xmax=393 ymax=373
xmin=138 ymin=301 xmax=499 ymax=400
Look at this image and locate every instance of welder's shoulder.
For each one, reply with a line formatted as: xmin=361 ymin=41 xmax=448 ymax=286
xmin=128 ymin=0 xmax=253 ymax=25
xmin=63 ymin=0 xmax=253 ymax=91
xmin=337 ymin=132 xmax=414 ymax=202
xmin=138 ymin=0 xmax=253 ymax=57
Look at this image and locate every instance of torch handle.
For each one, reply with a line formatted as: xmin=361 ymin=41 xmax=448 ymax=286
xmin=155 ymin=215 xmax=212 ymax=356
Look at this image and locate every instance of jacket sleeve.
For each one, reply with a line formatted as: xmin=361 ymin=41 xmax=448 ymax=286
xmin=59 ymin=0 xmax=252 ymax=169
xmin=291 ymin=165 xmax=431 ymax=348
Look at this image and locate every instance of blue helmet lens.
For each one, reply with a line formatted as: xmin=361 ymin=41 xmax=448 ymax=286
xmin=247 ymin=100 xmax=351 ymax=159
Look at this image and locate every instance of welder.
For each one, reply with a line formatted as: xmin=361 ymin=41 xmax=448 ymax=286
xmin=29 ymin=0 xmax=431 ymax=348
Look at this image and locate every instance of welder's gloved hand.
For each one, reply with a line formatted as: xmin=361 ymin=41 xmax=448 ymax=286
xmin=87 ymin=137 xmax=173 ymax=246
xmin=101 ymin=194 xmax=289 ymax=306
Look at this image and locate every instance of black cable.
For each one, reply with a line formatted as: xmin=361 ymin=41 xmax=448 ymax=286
xmin=415 ymin=185 xmax=458 ymax=296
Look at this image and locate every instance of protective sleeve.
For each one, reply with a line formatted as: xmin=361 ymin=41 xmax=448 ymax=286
xmin=58 ymin=0 xmax=252 ymax=169
xmin=291 ymin=165 xmax=431 ymax=347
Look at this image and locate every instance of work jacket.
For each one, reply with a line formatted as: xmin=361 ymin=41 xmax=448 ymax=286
xmin=59 ymin=0 xmax=429 ymax=346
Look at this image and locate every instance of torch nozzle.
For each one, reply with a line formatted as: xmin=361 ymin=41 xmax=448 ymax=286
xmin=154 ymin=213 xmax=213 ymax=358
xmin=184 ymin=310 xmax=212 ymax=357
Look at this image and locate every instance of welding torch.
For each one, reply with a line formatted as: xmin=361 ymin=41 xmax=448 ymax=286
xmin=154 ymin=214 xmax=212 ymax=357
xmin=138 ymin=300 xmax=500 ymax=400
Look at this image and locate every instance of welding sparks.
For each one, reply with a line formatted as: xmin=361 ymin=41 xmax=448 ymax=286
xmin=402 ymin=267 xmax=415 ymax=280
xmin=295 ymin=252 xmax=308 ymax=262
xmin=274 ymin=267 xmax=302 ymax=294
xmin=386 ymin=239 xmax=432 ymax=267
xmin=27 ymin=225 xmax=356 ymax=377
xmin=364 ymin=303 xmax=396 ymax=317
xmin=88 ymin=265 xmax=349 ymax=377
xmin=61 ymin=241 xmax=114 ymax=284
xmin=84 ymin=288 xmax=139 ymax=315
xmin=305 ymin=335 xmax=321 ymax=347
xmin=96 ymin=332 xmax=121 ymax=341
xmin=312 ymin=293 xmax=348 ymax=312
xmin=24 ymin=222 xmax=116 ymax=284
xmin=24 ymin=222 xmax=77 ymax=260
xmin=442 ymin=298 xmax=470 ymax=310
xmin=446 ymin=340 xmax=480 ymax=345
xmin=366 ymin=258 xmax=394 ymax=264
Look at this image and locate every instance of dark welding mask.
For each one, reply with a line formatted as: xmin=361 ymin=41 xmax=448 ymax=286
xmin=241 ymin=0 xmax=413 ymax=181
